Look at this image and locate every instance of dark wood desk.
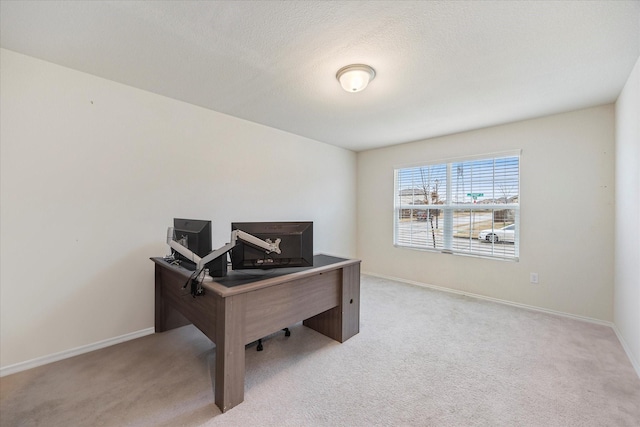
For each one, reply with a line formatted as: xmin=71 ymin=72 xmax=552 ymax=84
xmin=151 ymin=254 xmax=360 ymax=413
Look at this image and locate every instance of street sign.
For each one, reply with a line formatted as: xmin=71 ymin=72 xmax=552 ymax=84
xmin=466 ymin=193 xmax=484 ymax=197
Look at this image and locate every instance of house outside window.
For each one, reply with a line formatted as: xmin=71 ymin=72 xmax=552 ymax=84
xmin=394 ymin=151 xmax=520 ymax=261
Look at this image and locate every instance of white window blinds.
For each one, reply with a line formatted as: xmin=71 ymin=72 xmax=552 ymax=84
xmin=394 ymin=152 xmax=520 ymax=260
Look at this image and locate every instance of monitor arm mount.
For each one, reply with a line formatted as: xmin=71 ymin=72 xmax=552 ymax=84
xmin=166 ymin=227 xmax=282 ymax=295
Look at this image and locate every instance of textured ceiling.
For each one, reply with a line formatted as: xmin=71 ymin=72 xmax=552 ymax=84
xmin=1 ymin=1 xmax=639 ymax=152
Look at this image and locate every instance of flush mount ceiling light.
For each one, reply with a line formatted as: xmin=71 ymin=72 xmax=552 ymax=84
xmin=336 ymin=64 xmax=376 ymax=93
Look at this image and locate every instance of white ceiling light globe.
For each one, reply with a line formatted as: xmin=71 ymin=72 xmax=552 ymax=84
xmin=336 ymin=64 xmax=376 ymax=93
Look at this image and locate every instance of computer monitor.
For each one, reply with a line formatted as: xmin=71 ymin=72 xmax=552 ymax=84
xmin=230 ymin=221 xmax=313 ymax=269
xmin=172 ymin=218 xmax=227 ymax=276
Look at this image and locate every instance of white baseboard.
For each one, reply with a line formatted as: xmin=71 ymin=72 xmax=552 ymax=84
xmin=0 ymin=327 xmax=155 ymax=378
xmin=363 ymin=272 xmax=640 ymax=379
xmin=612 ymin=324 xmax=640 ymax=379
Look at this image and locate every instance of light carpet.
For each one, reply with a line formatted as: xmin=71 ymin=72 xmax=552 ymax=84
xmin=1 ymin=275 xmax=639 ymax=426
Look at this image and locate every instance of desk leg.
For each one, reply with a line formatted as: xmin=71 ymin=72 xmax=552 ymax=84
xmin=340 ymin=262 xmax=361 ymax=340
xmin=155 ymin=266 xmax=192 ymax=332
xmin=304 ymin=263 xmax=360 ymax=342
xmin=214 ymin=293 xmax=246 ymax=413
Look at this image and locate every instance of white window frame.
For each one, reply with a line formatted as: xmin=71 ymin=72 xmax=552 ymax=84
xmin=393 ymin=151 xmax=520 ymax=261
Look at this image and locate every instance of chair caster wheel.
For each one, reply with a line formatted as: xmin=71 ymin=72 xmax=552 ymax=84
xmin=284 ymin=328 xmax=291 ymax=337
xmin=257 ymin=339 xmax=263 ymax=351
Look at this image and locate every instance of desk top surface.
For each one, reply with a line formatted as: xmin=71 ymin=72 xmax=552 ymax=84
xmin=213 ymin=254 xmax=347 ymax=287
xmin=152 ymin=254 xmax=360 ymax=297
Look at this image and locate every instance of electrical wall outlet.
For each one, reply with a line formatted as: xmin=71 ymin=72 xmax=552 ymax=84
xmin=530 ymin=273 xmax=539 ymax=284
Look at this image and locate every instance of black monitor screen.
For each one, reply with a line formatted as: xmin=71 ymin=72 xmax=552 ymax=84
xmin=230 ymin=222 xmax=313 ymax=269
xmin=172 ymin=218 xmax=212 ymax=267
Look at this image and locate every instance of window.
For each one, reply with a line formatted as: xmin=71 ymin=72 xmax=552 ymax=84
xmin=394 ymin=151 xmax=520 ymax=260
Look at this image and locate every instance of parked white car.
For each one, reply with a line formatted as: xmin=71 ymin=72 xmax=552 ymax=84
xmin=478 ymin=224 xmax=515 ymax=243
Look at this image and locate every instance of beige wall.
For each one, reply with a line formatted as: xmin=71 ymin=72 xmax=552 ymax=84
xmin=0 ymin=49 xmax=357 ymax=369
xmin=357 ymin=105 xmax=615 ymax=321
xmin=614 ymin=56 xmax=640 ymax=374
xmin=1 ymin=46 xmax=632 ymax=374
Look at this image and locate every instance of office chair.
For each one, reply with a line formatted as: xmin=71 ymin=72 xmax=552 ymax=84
xmin=255 ymin=328 xmax=291 ymax=351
